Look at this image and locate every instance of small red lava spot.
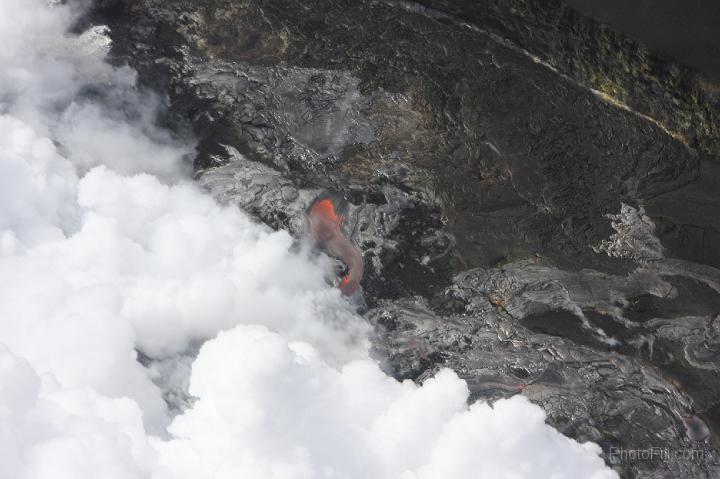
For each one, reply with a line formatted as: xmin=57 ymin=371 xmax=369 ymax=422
xmin=307 ymin=193 xmax=364 ymax=296
xmin=310 ymin=199 xmax=343 ymax=227
xmin=308 ymin=199 xmax=344 ymax=242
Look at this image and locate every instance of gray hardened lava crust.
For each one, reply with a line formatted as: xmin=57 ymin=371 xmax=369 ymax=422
xmin=88 ymin=0 xmax=720 ymax=477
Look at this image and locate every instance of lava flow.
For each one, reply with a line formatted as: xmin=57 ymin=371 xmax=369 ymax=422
xmin=307 ymin=191 xmax=364 ymax=295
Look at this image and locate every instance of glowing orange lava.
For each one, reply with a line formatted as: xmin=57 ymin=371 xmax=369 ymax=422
xmin=307 ymin=195 xmax=364 ymax=295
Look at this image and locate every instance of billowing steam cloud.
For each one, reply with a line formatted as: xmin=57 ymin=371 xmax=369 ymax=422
xmin=0 ymin=1 xmax=617 ymax=478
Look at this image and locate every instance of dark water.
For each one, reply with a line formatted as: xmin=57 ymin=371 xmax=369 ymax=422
xmin=566 ymin=0 xmax=720 ymax=81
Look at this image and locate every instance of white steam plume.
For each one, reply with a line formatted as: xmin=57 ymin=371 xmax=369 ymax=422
xmin=0 ymin=0 xmax=617 ymax=477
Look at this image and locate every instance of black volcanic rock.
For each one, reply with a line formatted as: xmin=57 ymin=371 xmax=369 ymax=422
xmin=88 ymin=0 xmax=720 ymax=476
xmin=409 ymin=0 xmax=720 ymax=164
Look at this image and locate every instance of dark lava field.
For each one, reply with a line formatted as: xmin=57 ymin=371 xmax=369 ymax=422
xmin=85 ymin=1 xmax=720 ymax=477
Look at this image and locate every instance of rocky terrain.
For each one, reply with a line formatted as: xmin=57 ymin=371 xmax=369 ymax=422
xmin=85 ymin=1 xmax=720 ymax=477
